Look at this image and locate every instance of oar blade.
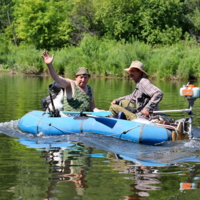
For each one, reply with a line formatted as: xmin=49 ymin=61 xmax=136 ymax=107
xmin=62 ymin=111 xmax=112 ymax=117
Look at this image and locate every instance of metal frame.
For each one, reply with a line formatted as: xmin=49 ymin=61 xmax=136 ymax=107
xmin=153 ymin=97 xmax=196 ymax=139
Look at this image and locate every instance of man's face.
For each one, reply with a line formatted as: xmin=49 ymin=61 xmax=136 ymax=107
xmin=129 ymin=68 xmax=143 ymax=83
xmin=75 ymin=74 xmax=90 ymax=88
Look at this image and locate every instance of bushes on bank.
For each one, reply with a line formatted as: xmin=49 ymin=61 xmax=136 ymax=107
xmin=0 ymin=44 xmax=43 ymax=74
xmin=0 ymin=36 xmax=200 ymax=80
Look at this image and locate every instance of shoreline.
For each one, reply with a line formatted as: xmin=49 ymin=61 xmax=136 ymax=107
xmin=0 ymin=69 xmax=198 ymax=81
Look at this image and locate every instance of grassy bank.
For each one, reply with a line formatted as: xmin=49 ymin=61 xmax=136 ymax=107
xmin=0 ymin=35 xmax=199 ymax=80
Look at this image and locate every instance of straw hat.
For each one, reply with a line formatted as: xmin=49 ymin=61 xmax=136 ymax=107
xmin=75 ymin=67 xmax=90 ymax=76
xmin=124 ymin=61 xmax=148 ymax=76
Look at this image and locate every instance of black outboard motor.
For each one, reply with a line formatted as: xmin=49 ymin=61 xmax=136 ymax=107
xmin=49 ymin=81 xmax=63 ymax=94
xmin=41 ymin=81 xmax=64 ymax=111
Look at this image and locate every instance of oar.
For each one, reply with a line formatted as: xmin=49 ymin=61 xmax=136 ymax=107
xmin=153 ymin=108 xmax=191 ymax=114
xmin=64 ymin=111 xmax=116 ymax=128
xmin=62 ymin=111 xmax=112 ymax=117
xmin=72 ymin=115 xmax=117 ymax=128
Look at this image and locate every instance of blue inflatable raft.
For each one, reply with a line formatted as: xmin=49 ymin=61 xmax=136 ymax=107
xmin=18 ymin=110 xmax=172 ymax=145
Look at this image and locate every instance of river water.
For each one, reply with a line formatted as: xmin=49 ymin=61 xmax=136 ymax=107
xmin=1 ymin=72 xmax=200 ymax=200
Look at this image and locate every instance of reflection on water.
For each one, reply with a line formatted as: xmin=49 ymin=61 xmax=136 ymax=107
xmin=179 ymin=164 xmax=200 ymax=191
xmin=107 ymin=152 xmax=161 ymax=198
xmin=1 ymin=119 xmax=200 ymax=199
xmin=41 ymin=147 xmax=163 ymax=199
xmin=1 ymin=73 xmax=200 ymax=199
xmin=41 ymin=143 xmax=91 ymax=198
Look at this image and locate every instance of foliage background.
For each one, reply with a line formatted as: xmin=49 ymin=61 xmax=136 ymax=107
xmin=1 ymin=0 xmax=200 ymax=79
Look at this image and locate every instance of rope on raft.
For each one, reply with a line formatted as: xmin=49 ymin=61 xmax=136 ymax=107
xmin=26 ymin=113 xmax=181 ymax=140
xmin=27 ymin=113 xmax=78 ymax=135
xmin=117 ymin=123 xmax=180 ymax=139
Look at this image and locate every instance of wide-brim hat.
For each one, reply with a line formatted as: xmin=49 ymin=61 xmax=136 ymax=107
xmin=75 ymin=67 xmax=90 ymax=76
xmin=124 ymin=61 xmax=148 ymax=76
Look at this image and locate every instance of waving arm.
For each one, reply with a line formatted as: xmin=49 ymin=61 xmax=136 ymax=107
xmin=41 ymin=51 xmax=70 ymax=88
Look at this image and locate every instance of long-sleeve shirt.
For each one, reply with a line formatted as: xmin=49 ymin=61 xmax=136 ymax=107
xmin=114 ymin=77 xmax=163 ymax=118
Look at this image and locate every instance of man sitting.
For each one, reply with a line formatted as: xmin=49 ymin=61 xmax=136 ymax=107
xmin=110 ymin=61 xmax=163 ymax=120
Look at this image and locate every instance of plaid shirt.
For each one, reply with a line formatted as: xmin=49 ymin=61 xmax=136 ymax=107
xmin=114 ymin=77 xmax=163 ymax=118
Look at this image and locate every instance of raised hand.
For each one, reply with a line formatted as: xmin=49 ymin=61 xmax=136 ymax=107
xmin=41 ymin=51 xmax=54 ymax=65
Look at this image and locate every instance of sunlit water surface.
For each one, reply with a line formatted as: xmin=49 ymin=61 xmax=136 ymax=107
xmin=1 ymin=73 xmax=200 ymax=200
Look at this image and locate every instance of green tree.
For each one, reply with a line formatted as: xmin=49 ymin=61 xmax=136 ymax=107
xmin=138 ymin=0 xmax=188 ymax=45
xmin=13 ymin=0 xmax=73 ymax=49
xmin=69 ymin=0 xmax=100 ymax=45
xmin=184 ymin=0 xmax=200 ymax=42
xmin=0 ymin=0 xmax=11 ymax=33
xmin=93 ymin=0 xmax=142 ymax=40
xmin=0 ymin=0 xmax=17 ymax=45
xmin=85 ymin=0 xmax=189 ymax=45
xmin=1 ymin=0 xmax=199 ymax=48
